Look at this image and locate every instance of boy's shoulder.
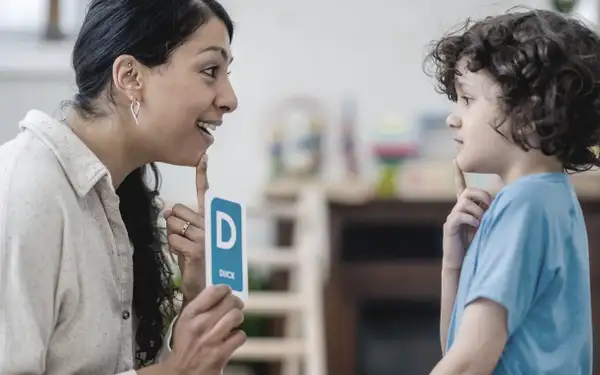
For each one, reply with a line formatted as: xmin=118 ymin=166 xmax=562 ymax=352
xmin=487 ymin=173 xmax=572 ymax=218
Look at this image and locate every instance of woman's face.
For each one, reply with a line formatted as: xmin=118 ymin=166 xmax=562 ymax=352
xmin=131 ymin=17 xmax=237 ymax=167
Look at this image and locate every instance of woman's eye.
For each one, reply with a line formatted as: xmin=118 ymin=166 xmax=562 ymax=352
xmin=203 ymin=66 xmax=218 ymax=78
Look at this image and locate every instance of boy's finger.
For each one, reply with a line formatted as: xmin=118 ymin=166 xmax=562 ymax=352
xmin=454 ymin=159 xmax=467 ymax=199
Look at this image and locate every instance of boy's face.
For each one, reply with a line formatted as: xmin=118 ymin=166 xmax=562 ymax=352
xmin=446 ymin=58 xmax=515 ymax=174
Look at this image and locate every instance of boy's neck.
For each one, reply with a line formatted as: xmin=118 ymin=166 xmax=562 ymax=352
xmin=501 ymin=155 xmax=563 ymax=185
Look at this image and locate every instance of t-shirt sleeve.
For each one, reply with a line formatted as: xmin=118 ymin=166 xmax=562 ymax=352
xmin=465 ymin=195 xmax=549 ymax=336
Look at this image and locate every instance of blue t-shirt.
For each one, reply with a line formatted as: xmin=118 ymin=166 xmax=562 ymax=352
xmin=446 ymin=172 xmax=593 ymax=375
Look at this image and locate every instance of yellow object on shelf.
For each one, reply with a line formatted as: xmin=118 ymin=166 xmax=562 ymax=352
xmin=376 ymin=164 xmax=400 ymax=198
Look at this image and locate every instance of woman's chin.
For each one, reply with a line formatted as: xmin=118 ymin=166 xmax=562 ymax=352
xmin=161 ymin=151 xmax=207 ymax=167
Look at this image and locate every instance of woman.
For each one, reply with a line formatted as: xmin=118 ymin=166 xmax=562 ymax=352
xmin=0 ymin=0 xmax=245 ymax=374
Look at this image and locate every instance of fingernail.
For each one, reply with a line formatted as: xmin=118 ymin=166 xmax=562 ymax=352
xmin=202 ymin=154 xmax=209 ymax=164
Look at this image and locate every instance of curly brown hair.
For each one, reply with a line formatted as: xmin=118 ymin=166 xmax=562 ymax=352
xmin=425 ymin=8 xmax=600 ymax=172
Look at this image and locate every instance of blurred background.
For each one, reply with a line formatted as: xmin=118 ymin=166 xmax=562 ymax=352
xmin=1 ymin=0 xmax=600 ymax=374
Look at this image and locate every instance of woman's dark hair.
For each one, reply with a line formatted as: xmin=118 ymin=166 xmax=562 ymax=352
xmin=70 ymin=0 xmax=234 ymax=366
xmin=425 ymin=8 xmax=600 ymax=172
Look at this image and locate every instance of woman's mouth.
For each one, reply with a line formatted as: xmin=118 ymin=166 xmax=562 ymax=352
xmin=196 ymin=120 xmax=218 ymax=136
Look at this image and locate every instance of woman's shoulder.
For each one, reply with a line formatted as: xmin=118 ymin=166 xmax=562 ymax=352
xmin=0 ymin=119 xmax=73 ymax=212
xmin=0 ymin=117 xmax=76 ymax=278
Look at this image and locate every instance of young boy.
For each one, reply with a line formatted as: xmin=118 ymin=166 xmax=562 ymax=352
xmin=425 ymin=9 xmax=598 ymax=375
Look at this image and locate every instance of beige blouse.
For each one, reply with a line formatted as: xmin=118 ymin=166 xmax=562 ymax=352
xmin=0 ymin=110 xmax=172 ymax=374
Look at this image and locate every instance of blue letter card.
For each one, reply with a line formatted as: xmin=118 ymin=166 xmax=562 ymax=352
xmin=204 ymin=190 xmax=248 ymax=300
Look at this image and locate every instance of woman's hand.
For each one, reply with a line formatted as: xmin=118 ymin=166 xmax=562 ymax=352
xmin=164 ymin=285 xmax=246 ymax=375
xmin=164 ymin=154 xmax=209 ymax=304
xmin=442 ymin=160 xmax=492 ymax=269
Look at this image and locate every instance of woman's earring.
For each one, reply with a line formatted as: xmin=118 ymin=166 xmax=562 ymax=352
xmin=130 ymin=95 xmax=140 ymax=125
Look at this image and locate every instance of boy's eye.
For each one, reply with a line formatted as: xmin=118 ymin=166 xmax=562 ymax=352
xmin=461 ymin=96 xmax=471 ymax=105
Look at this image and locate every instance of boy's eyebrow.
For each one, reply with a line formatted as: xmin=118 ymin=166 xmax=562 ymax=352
xmin=455 ymin=76 xmax=473 ymax=92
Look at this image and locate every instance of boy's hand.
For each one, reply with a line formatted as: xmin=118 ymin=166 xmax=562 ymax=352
xmin=443 ymin=160 xmax=492 ymax=269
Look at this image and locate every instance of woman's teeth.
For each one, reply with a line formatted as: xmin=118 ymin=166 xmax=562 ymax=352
xmin=197 ymin=121 xmax=217 ymax=135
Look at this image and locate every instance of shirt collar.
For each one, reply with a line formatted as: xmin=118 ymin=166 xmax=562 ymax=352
xmin=19 ymin=109 xmax=113 ymax=197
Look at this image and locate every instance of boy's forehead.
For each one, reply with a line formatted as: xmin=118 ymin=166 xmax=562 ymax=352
xmin=456 ymin=57 xmax=470 ymax=73
xmin=455 ymin=58 xmax=497 ymax=93
xmin=454 ymin=70 xmax=477 ymax=91
xmin=455 ymin=58 xmax=476 ymax=88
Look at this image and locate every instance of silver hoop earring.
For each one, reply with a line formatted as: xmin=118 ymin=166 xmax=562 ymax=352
xmin=130 ymin=96 xmax=140 ymax=125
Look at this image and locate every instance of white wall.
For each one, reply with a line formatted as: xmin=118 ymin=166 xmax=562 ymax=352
xmin=1 ymin=0 xmax=595 ymax=209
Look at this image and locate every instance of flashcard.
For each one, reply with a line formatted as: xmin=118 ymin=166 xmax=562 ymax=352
xmin=204 ymin=190 xmax=248 ymax=300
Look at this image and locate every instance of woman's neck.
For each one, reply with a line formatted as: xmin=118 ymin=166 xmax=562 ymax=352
xmin=65 ymin=110 xmax=146 ymax=188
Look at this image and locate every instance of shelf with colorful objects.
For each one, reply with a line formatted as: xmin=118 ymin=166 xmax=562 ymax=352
xmin=371 ymin=114 xmax=421 ymax=198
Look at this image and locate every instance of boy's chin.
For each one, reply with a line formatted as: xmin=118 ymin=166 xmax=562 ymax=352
xmin=456 ymin=154 xmax=492 ymax=174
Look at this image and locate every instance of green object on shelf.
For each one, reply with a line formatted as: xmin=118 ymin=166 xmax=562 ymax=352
xmin=172 ymin=271 xmax=181 ymax=289
xmin=552 ymin=0 xmax=577 ymax=13
xmin=376 ymin=163 xmax=400 ymax=198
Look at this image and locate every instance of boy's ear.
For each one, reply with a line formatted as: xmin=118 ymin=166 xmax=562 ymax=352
xmin=514 ymin=121 xmax=537 ymax=145
xmin=521 ymin=95 xmax=540 ymax=136
xmin=524 ymin=122 xmax=536 ymax=135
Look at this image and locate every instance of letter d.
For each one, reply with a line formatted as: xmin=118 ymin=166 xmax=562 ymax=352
xmin=216 ymin=210 xmax=236 ymax=250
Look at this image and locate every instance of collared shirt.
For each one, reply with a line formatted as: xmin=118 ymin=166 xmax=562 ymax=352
xmin=0 ymin=110 xmax=172 ymax=374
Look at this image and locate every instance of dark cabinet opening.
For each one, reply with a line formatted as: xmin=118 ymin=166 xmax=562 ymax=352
xmin=357 ymin=299 xmax=441 ymax=375
xmin=341 ymin=222 xmax=443 ymax=262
